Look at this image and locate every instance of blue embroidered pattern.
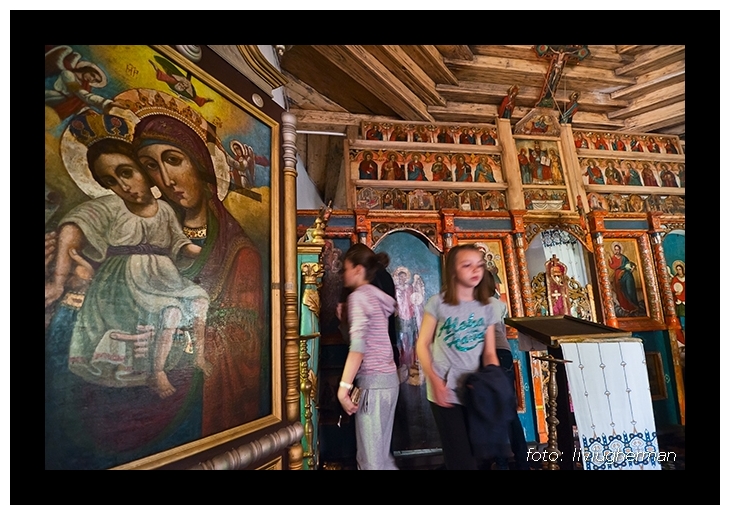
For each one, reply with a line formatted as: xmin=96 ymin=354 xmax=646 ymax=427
xmin=581 ymin=430 xmax=659 ymax=470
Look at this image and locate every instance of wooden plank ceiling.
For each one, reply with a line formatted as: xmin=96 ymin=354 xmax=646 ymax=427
xmin=278 ymin=45 xmax=684 ymax=205
xmin=279 ymin=44 xmax=685 ymax=138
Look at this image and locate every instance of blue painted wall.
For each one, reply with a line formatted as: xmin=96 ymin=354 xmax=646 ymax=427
xmin=634 ymin=330 xmax=679 ymax=428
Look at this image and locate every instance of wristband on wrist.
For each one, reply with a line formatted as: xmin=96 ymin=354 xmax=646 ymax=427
xmin=339 ymin=381 xmax=353 ymax=390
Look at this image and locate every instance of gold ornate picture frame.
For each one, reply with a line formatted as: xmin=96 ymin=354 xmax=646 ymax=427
xmin=45 ymin=45 xmax=283 ymax=469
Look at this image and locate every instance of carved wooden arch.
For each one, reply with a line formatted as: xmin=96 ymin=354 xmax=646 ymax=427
xmin=659 ymin=223 xmax=685 ymax=240
xmin=524 ymin=221 xmax=592 ymax=252
xmin=370 ymin=223 xmax=443 ymax=253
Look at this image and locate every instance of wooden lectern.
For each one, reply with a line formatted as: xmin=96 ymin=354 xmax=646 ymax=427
xmin=506 ymin=316 xmax=661 ymax=470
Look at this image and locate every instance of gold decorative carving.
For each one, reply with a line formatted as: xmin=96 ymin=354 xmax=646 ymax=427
xmin=566 ymin=277 xmax=594 ymax=322
xmin=371 ymin=222 xmax=440 ymax=251
xmin=236 ymin=45 xmax=288 ymax=89
xmin=299 ymin=201 xmax=333 ymax=245
xmin=188 ymin=423 xmax=304 ymax=470
xmin=302 ymin=290 xmax=320 ymax=318
xmin=301 ymin=261 xmax=325 ymax=286
xmin=531 ymin=272 xmax=549 ymax=316
xmin=299 ymin=333 xmax=319 ymax=470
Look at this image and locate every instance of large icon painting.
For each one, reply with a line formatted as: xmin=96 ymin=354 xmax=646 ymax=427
xmin=45 ymin=45 xmax=281 ymax=469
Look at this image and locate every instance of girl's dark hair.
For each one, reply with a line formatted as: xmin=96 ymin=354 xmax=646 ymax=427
xmin=343 ymin=243 xmax=389 ymax=282
xmin=442 ymin=244 xmax=492 ymax=305
xmin=86 ymin=139 xmax=140 ymax=187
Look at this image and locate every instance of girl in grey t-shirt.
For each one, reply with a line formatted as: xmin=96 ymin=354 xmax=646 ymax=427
xmin=416 ymin=244 xmax=501 ymax=470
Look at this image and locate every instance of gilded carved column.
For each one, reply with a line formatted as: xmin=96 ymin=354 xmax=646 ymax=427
xmin=648 ymin=220 xmax=685 ymax=424
xmin=282 ymin=111 xmax=303 ymax=470
xmin=511 ymin=210 xmax=534 ymax=316
xmin=588 ymin=213 xmax=617 ymax=328
xmin=502 ymin=234 xmax=524 ymax=317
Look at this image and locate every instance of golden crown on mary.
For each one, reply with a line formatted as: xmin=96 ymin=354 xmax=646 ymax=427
xmin=69 ymin=110 xmax=133 ymax=147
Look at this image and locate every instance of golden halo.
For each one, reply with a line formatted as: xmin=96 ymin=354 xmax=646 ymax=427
xmin=672 ymin=260 xmax=685 ymax=272
xmin=392 ymin=266 xmax=411 ymax=283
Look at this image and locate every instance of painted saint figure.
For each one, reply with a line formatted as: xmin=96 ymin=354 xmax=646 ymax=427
xmin=641 ymin=164 xmax=659 ymax=186
xmin=518 ymin=148 xmax=531 ymax=184
xmin=454 ymin=154 xmax=472 ymax=182
xmin=365 ymin=124 xmax=383 ymax=141
xmin=381 ymin=152 xmax=404 ymax=181
xmin=407 ymin=153 xmax=427 ymax=181
xmin=604 ymin=160 xmax=623 ymax=185
xmin=431 ymin=154 xmax=452 ymax=181
xmin=548 ymin=149 xmax=563 ymax=184
xmin=149 ymin=55 xmax=213 ymax=107
xmin=474 ymin=156 xmax=496 ymax=183
xmin=584 ymin=159 xmax=604 ymax=185
xmin=622 ymin=162 xmax=643 ymax=186
xmin=358 ymin=151 xmax=379 ymax=180
xmin=437 ymin=127 xmax=454 ymax=144
xmin=393 ymin=267 xmax=416 ymax=382
xmin=671 ymin=261 xmax=685 ymax=318
xmin=498 ymin=85 xmax=519 ymax=119
xmin=659 ymin=164 xmax=678 ymax=187
xmin=45 ymin=45 xmax=124 ymax=120
xmin=608 ymin=243 xmax=643 ymax=315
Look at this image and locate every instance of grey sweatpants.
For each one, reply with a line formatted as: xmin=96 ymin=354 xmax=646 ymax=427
xmin=354 ymin=372 xmax=400 ymax=470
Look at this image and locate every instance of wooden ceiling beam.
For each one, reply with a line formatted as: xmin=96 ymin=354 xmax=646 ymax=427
xmin=282 ymin=71 xmax=348 ymax=113
xmin=312 ymin=45 xmax=435 ymax=121
xmin=445 ymin=55 xmax=636 ymax=90
xmin=614 ymin=45 xmax=685 ymax=76
xmin=581 ymin=45 xmax=634 ymax=69
xmin=435 ymin=45 xmax=474 ymax=61
xmin=427 ymin=102 xmax=625 ymax=129
xmin=365 ymin=45 xmax=447 ymax=107
xmin=279 ymin=45 xmax=397 ymax=116
xmin=560 ymin=111 xmax=626 ymax=130
xmin=610 ymin=61 xmax=685 ymax=100
xmin=400 ymin=45 xmax=459 ymax=85
xmin=436 ymin=81 xmax=627 ymax=114
xmin=470 ymin=45 xmax=632 ymax=70
xmin=622 ymin=101 xmax=685 ymax=134
xmin=290 ymin=108 xmax=399 ymax=129
xmin=469 ymin=45 xmax=537 ymax=60
xmin=607 ymin=82 xmax=685 ymax=120
xmin=615 ymin=45 xmax=657 ymax=55
xmin=662 ymin=123 xmax=685 ymax=137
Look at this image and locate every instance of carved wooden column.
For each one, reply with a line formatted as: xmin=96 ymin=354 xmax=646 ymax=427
xmin=648 ymin=215 xmax=685 ymax=424
xmin=510 ymin=210 xmax=534 ymax=317
xmin=559 ymin=123 xmax=588 ymax=215
xmin=502 ymin=233 xmax=524 ymax=317
xmin=282 ymin=112 xmax=303 ymax=470
xmin=587 ymin=212 xmax=618 ymax=328
xmin=496 ymin=118 xmax=524 ymax=210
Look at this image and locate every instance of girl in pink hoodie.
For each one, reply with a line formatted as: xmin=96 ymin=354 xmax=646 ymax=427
xmin=338 ymin=243 xmax=399 ymax=470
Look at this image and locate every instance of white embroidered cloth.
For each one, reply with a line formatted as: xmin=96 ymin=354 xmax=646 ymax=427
xmin=560 ymin=338 xmax=661 ymax=470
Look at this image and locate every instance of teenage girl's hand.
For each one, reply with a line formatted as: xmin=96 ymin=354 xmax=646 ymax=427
xmin=337 ymin=386 xmax=359 ymax=415
xmin=432 ymin=378 xmax=453 ymax=408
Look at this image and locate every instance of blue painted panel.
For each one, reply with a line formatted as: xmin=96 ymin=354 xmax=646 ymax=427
xmin=604 ymin=219 xmax=649 ymax=230
xmin=455 ymin=217 xmax=512 ymax=231
xmin=374 ymin=231 xmax=443 ymax=453
xmin=509 ymin=338 xmax=537 ymax=444
xmin=634 ymin=331 xmax=679 ymax=428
